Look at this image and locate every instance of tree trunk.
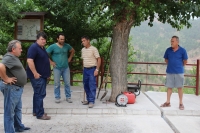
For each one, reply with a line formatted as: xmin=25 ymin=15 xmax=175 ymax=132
xmin=109 ymin=20 xmax=133 ymax=102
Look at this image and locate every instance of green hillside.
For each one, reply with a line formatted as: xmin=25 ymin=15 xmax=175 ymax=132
xmin=128 ymin=19 xmax=199 ymax=93
xmin=130 ymin=19 xmax=200 ymax=63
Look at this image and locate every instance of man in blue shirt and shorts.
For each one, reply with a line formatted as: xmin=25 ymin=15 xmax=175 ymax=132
xmin=160 ymin=36 xmax=188 ymax=110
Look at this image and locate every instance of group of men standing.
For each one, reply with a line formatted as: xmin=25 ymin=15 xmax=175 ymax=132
xmin=0 ymin=31 xmax=101 ymax=132
xmin=0 ymin=33 xmax=188 ymax=132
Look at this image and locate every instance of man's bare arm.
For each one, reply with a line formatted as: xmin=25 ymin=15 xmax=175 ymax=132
xmin=27 ymin=59 xmax=41 ymax=78
xmin=0 ymin=63 xmax=16 ymax=84
xmin=96 ymin=57 xmax=101 ymax=70
xmin=94 ymin=57 xmax=101 ymax=76
xmin=165 ymin=59 xmax=168 ymax=64
xmin=183 ymin=60 xmax=187 ymax=66
xmin=68 ymin=48 xmax=75 ymax=62
xmin=49 ymin=58 xmax=56 ymax=67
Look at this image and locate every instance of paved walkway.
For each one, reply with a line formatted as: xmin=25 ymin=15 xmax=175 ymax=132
xmin=0 ymin=83 xmax=200 ymax=133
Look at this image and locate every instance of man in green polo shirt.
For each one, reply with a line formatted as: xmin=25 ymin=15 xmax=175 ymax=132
xmin=46 ymin=33 xmax=75 ymax=103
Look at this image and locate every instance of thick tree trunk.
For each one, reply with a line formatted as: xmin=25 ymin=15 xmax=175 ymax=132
xmin=109 ymin=20 xmax=133 ymax=102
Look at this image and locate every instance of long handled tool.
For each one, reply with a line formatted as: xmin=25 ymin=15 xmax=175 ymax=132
xmin=96 ymin=63 xmax=110 ymax=100
xmin=82 ymin=90 xmax=86 ymax=103
xmin=81 ymin=81 xmax=87 ymax=103
xmin=96 ymin=39 xmax=112 ymax=99
xmin=99 ymin=66 xmax=110 ymax=101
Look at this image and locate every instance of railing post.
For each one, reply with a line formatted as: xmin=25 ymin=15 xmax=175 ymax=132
xmin=196 ymin=59 xmax=200 ymax=95
xmin=146 ymin=63 xmax=148 ymax=91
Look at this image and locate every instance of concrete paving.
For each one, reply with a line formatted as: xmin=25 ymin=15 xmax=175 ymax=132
xmin=0 ymin=84 xmax=200 ymax=132
xmin=165 ymin=116 xmax=200 ymax=133
xmin=145 ymin=91 xmax=200 ymax=116
xmin=0 ymin=114 xmax=174 ymax=133
xmin=145 ymin=91 xmax=200 ymax=133
xmin=0 ymin=83 xmax=161 ymax=115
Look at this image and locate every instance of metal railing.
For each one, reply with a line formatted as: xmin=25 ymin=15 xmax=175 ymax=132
xmin=67 ymin=58 xmax=200 ymax=96
xmin=13 ymin=57 xmax=199 ymax=95
xmin=127 ymin=61 xmax=199 ymax=95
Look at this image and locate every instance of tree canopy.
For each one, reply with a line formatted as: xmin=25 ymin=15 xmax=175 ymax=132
xmin=0 ymin=0 xmax=37 ymax=55
xmin=0 ymin=0 xmax=200 ymax=101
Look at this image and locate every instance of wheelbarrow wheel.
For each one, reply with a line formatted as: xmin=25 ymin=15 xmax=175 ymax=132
xmin=134 ymin=89 xmax=140 ymax=96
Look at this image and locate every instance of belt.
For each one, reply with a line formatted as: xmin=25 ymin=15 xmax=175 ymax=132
xmin=1 ymin=80 xmax=22 ymax=88
xmin=13 ymin=84 xmax=22 ymax=88
xmin=84 ymin=66 xmax=96 ymax=69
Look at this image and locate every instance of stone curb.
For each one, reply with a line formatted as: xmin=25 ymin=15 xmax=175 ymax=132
xmin=0 ymin=108 xmax=160 ymax=115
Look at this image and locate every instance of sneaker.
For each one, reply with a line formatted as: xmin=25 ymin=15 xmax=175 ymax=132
xmin=66 ymin=98 xmax=72 ymax=103
xmin=55 ymin=98 xmax=60 ymax=103
xmin=82 ymin=101 xmax=89 ymax=105
xmin=15 ymin=127 xmax=31 ymax=132
xmin=88 ymin=103 xmax=94 ymax=108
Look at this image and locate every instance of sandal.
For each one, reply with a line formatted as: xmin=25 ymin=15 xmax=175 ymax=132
xmin=160 ymin=102 xmax=171 ymax=107
xmin=179 ymin=104 xmax=184 ymax=110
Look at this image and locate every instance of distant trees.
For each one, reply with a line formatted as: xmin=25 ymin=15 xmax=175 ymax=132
xmin=1 ymin=0 xmax=200 ymax=101
xmin=0 ymin=0 xmax=37 ymax=55
xmin=0 ymin=0 xmax=21 ymax=55
xmin=131 ymin=19 xmax=200 ymax=63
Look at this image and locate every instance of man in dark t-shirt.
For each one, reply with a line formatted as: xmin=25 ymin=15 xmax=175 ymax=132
xmin=26 ymin=31 xmax=51 ymax=120
xmin=0 ymin=40 xmax=30 ymax=132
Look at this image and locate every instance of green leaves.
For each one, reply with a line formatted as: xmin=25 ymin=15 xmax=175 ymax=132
xmin=1 ymin=0 xmax=200 ymax=55
xmin=155 ymin=0 xmax=200 ymax=30
xmin=0 ymin=0 xmax=39 ymax=55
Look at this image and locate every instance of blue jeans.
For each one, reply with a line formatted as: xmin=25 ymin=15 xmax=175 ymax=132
xmin=30 ymin=78 xmax=47 ymax=118
xmin=83 ymin=67 xmax=97 ymax=104
xmin=0 ymin=80 xmax=25 ymax=133
xmin=53 ymin=67 xmax=71 ymax=99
